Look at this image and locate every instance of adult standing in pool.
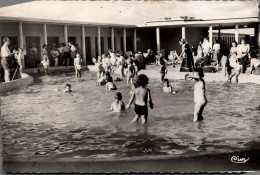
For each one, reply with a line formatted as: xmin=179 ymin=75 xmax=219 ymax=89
xmin=1 ymin=37 xmax=15 ymax=82
xmin=202 ymin=37 xmax=211 ymax=65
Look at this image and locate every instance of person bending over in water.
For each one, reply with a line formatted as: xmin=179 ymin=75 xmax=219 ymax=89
xmin=247 ymin=51 xmax=260 ymax=75
xmin=227 ymin=59 xmax=242 ymax=83
xmin=110 ymin=92 xmax=125 ymax=112
xmin=64 ymin=83 xmax=72 ymax=93
xmin=186 ymin=68 xmax=207 ymax=122
xmin=126 ymin=74 xmax=153 ymax=124
xmin=106 ymin=76 xmax=117 ymax=91
xmin=162 ymin=78 xmax=177 ymax=94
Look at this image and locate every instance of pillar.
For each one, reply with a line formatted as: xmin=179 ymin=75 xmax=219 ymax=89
xmin=81 ymin=26 xmax=86 ymax=65
xmin=133 ymin=28 xmax=137 ymax=52
xmin=156 ymin=27 xmax=160 ymax=52
xmin=235 ymin=24 xmax=239 ymax=43
xmin=18 ymin=22 xmax=25 ymax=69
xmin=123 ymin=27 xmax=127 ymax=53
xmin=209 ymin=25 xmax=213 ymax=48
xmin=43 ymin=23 xmax=47 ymax=45
xmin=97 ymin=26 xmax=101 ymax=56
xmin=111 ymin=27 xmax=115 ymax=52
xmin=254 ymin=26 xmax=259 ymax=50
xmin=182 ymin=26 xmax=185 ymax=40
xmin=18 ymin=22 xmax=23 ymax=48
xmin=64 ymin=24 xmax=68 ymax=45
xmin=218 ymin=29 xmax=221 ymax=39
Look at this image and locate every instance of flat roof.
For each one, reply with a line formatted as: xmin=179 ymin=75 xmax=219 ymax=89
xmin=0 ymin=16 xmax=136 ymax=28
xmin=140 ymin=17 xmax=259 ymax=28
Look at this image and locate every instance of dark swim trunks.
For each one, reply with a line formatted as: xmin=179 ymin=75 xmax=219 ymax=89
xmin=134 ymin=104 xmax=148 ymax=115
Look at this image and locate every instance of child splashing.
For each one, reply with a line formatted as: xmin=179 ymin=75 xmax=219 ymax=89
xmin=127 ymin=74 xmax=153 ymax=124
xmin=186 ymin=68 xmax=207 ymax=122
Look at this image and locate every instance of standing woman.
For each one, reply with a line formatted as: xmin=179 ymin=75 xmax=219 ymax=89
xmin=187 ymin=68 xmax=207 ymax=122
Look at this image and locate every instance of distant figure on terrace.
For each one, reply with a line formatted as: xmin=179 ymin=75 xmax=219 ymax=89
xmin=74 ymin=53 xmax=83 ymax=78
xmin=236 ymin=38 xmax=250 ymax=73
xmin=247 ymin=51 xmax=260 ymax=75
xmin=179 ymin=39 xmax=194 ymax=72
xmin=211 ymin=39 xmax=221 ymax=68
xmin=51 ymin=45 xmax=60 ymax=67
xmin=62 ymin=43 xmax=70 ymax=66
xmin=68 ymin=42 xmax=76 ymax=65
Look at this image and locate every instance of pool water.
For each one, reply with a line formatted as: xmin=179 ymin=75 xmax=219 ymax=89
xmin=1 ymin=70 xmax=259 ymax=159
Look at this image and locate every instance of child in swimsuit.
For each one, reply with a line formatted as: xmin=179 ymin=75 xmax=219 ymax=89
xmin=162 ymin=78 xmax=177 ymax=94
xmin=160 ymin=60 xmax=167 ymax=82
xmin=227 ymin=59 xmax=242 ymax=83
xmin=74 ymin=53 xmax=83 ymax=78
xmin=41 ymin=57 xmax=50 ymax=74
xmin=64 ymin=84 xmax=72 ymax=93
xmin=127 ymin=59 xmax=137 ymax=85
xmin=126 ymin=74 xmax=154 ymax=124
xmin=110 ymin=92 xmax=125 ymax=112
xmin=106 ymin=75 xmax=117 ymax=91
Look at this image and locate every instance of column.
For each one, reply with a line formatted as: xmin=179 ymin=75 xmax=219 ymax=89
xmin=18 ymin=22 xmax=25 ymax=69
xmin=97 ymin=26 xmax=101 ymax=56
xmin=18 ymin=22 xmax=23 ymax=48
xmin=64 ymin=24 xmax=68 ymax=45
xmin=156 ymin=27 xmax=160 ymax=52
xmin=123 ymin=27 xmax=127 ymax=53
xmin=209 ymin=25 xmax=213 ymax=48
xmin=43 ymin=23 xmax=47 ymax=44
xmin=81 ymin=26 xmax=86 ymax=65
xmin=111 ymin=27 xmax=115 ymax=52
xmin=235 ymin=24 xmax=239 ymax=43
xmin=254 ymin=26 xmax=259 ymax=50
xmin=182 ymin=26 xmax=185 ymax=39
xmin=133 ymin=28 xmax=137 ymax=52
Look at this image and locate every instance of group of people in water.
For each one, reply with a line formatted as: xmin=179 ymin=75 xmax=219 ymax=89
xmin=1 ymin=35 xmax=259 ymax=123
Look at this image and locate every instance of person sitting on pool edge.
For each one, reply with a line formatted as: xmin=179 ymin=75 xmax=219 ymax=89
xmin=110 ymin=92 xmax=125 ymax=112
xmin=186 ymin=68 xmax=207 ymax=122
xmin=162 ymin=78 xmax=177 ymax=94
xmin=64 ymin=84 xmax=72 ymax=93
xmin=126 ymin=74 xmax=153 ymax=124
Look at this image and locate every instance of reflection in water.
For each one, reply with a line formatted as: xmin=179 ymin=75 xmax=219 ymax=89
xmin=1 ymin=70 xmax=260 ymax=159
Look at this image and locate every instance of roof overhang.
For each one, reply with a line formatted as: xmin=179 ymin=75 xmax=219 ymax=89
xmin=139 ymin=17 xmax=259 ymax=29
xmin=0 ymin=16 xmax=137 ymax=28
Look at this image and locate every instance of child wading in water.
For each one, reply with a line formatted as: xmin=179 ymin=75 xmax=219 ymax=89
xmin=186 ymin=68 xmax=207 ymax=122
xmin=127 ymin=74 xmax=153 ymax=124
xmin=127 ymin=59 xmax=138 ymax=85
xmin=110 ymin=92 xmax=125 ymax=112
xmin=74 ymin=53 xmax=83 ymax=78
xmin=227 ymin=59 xmax=242 ymax=83
xmin=160 ymin=60 xmax=167 ymax=83
xmin=162 ymin=78 xmax=177 ymax=94
xmin=64 ymin=84 xmax=72 ymax=93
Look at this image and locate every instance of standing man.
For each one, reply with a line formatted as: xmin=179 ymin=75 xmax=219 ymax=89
xmin=1 ymin=37 xmax=15 ymax=82
xmin=68 ymin=42 xmax=77 ymax=65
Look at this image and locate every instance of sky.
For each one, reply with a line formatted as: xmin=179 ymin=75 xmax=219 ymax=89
xmin=0 ymin=1 xmax=258 ymax=26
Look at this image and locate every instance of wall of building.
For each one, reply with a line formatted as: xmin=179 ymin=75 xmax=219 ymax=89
xmin=47 ymin=24 xmax=65 ymax=43
xmin=136 ymin=28 xmax=156 ymax=53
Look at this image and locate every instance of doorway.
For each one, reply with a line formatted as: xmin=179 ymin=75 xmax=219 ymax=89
xmin=25 ymin=36 xmax=40 ymax=68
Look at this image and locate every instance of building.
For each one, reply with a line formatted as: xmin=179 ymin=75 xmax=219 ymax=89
xmin=0 ymin=1 xmax=259 ymax=68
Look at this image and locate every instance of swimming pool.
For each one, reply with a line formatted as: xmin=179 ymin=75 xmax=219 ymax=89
xmin=1 ymin=70 xmax=259 ymax=159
